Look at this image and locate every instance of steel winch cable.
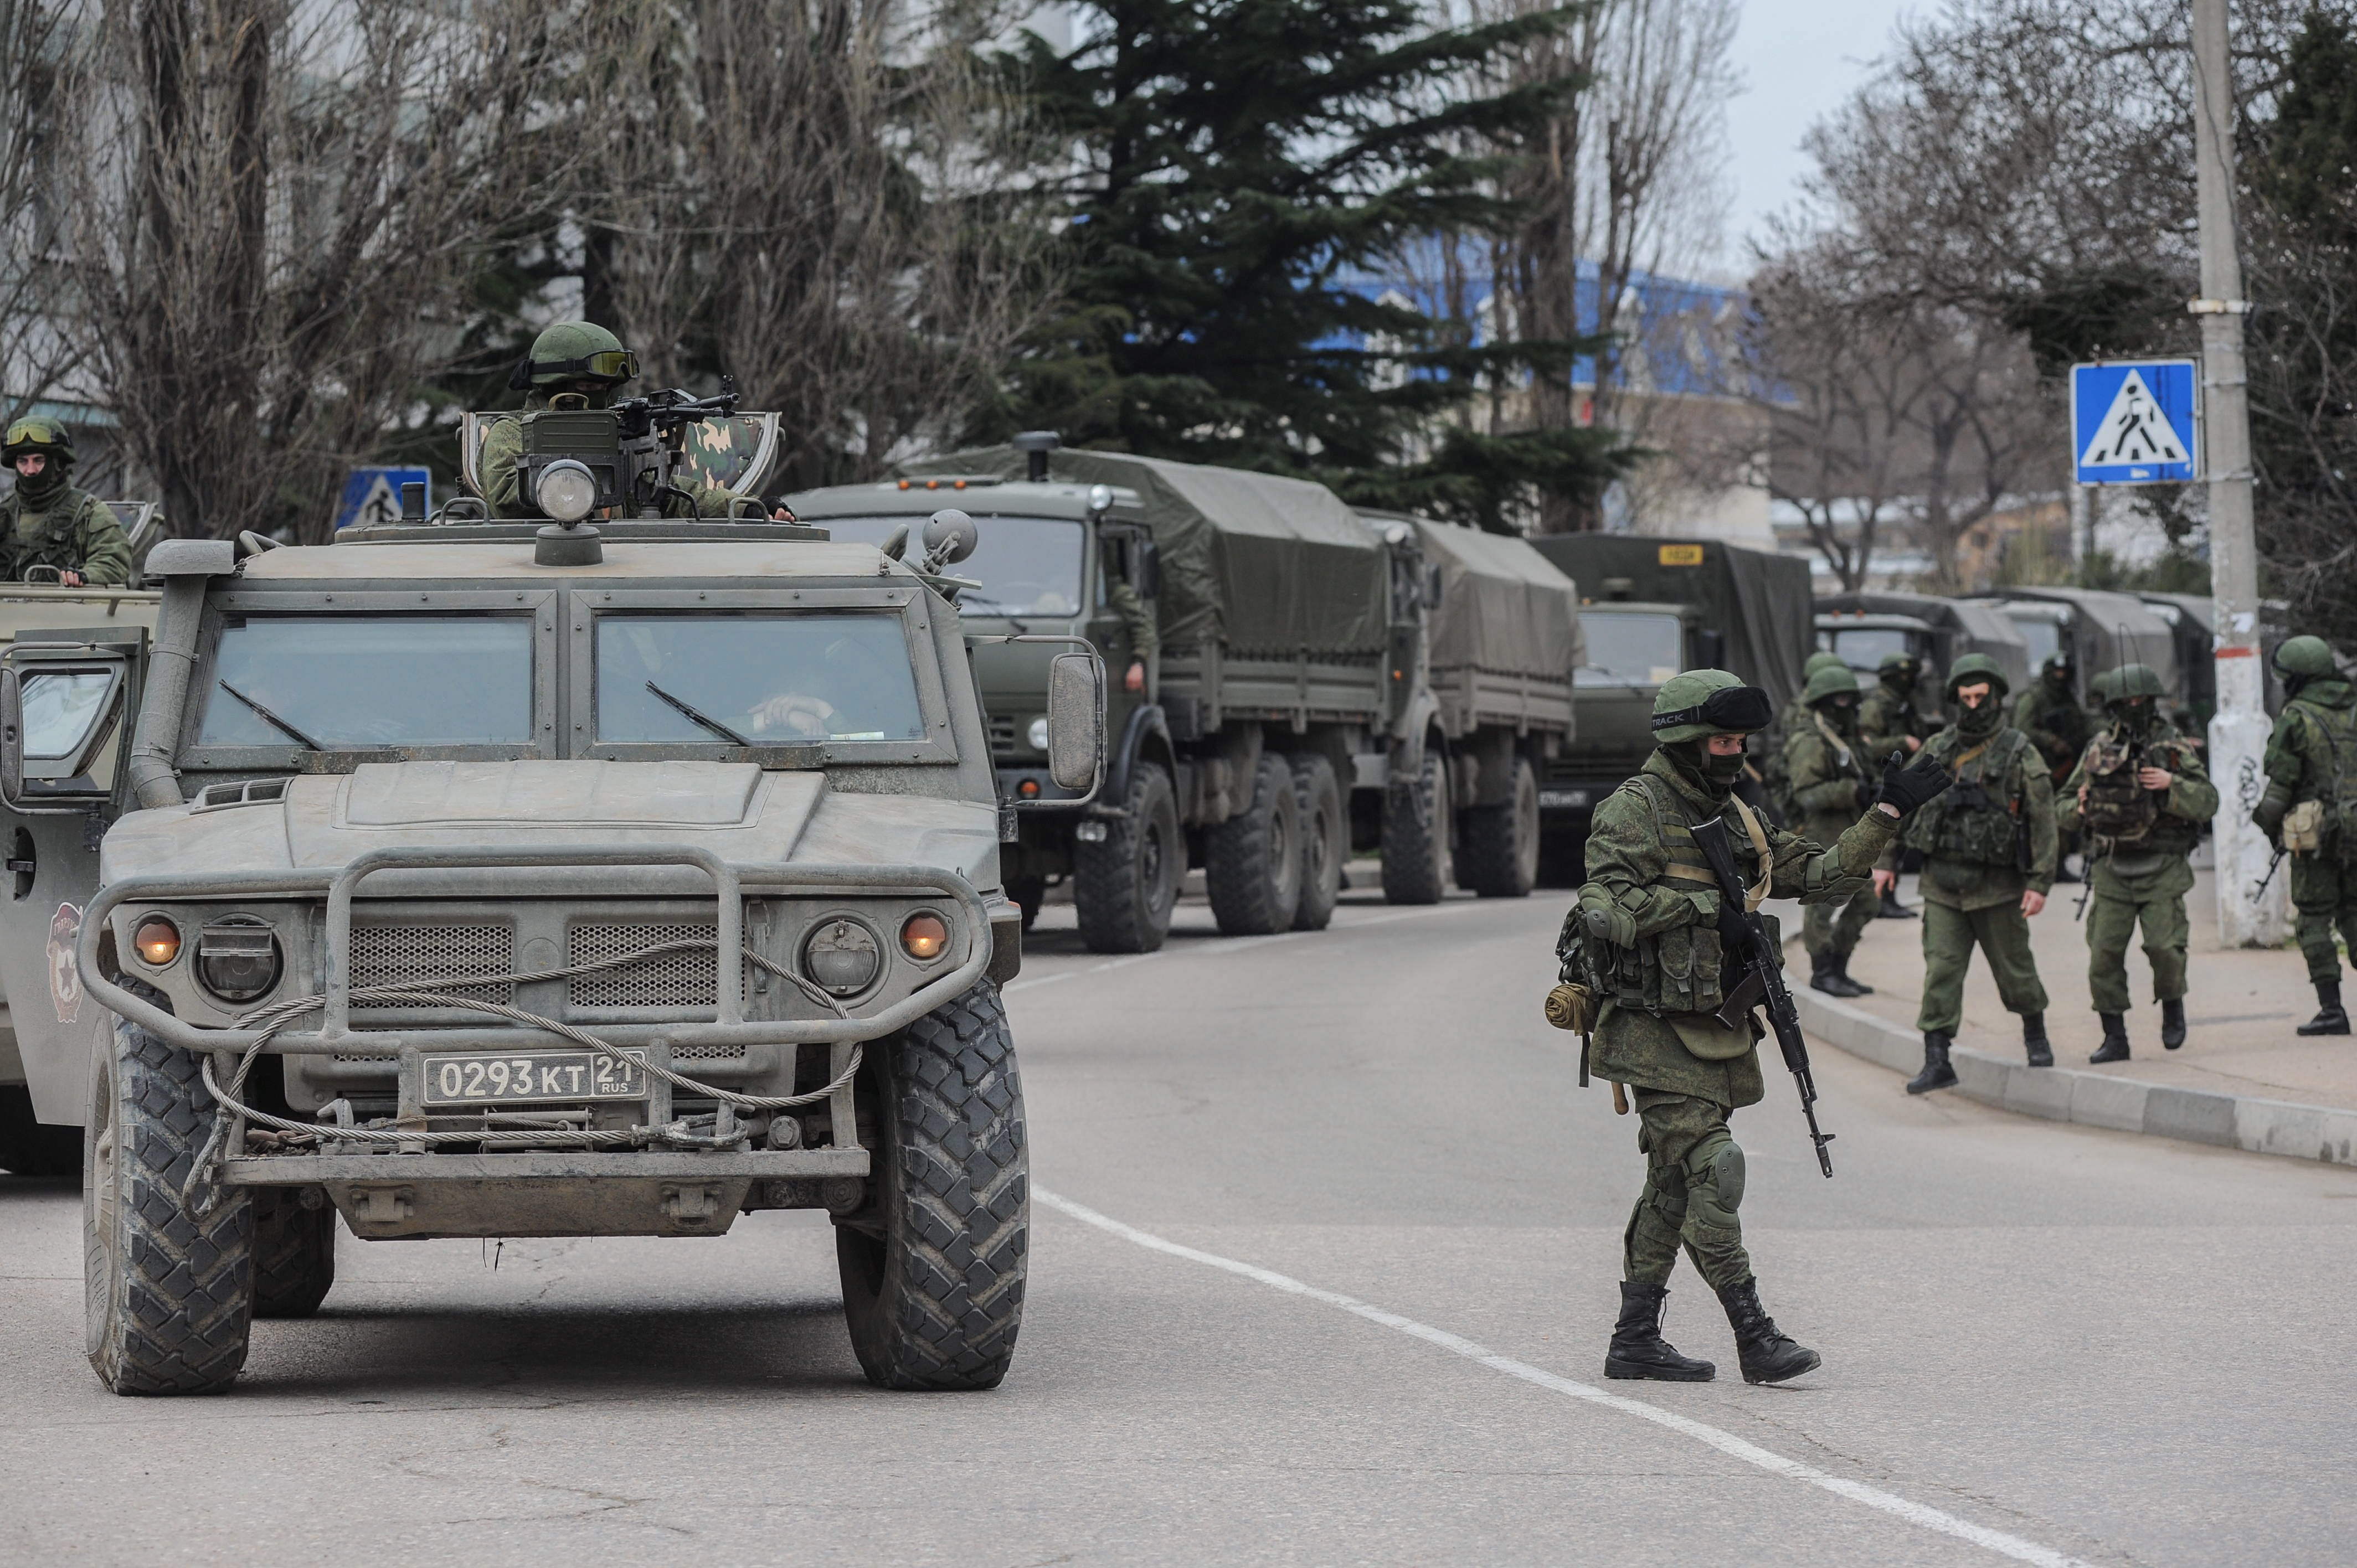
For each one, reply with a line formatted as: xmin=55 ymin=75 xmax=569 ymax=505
xmin=183 ymin=937 xmax=868 ymax=1201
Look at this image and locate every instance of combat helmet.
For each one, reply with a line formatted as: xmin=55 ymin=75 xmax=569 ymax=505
xmin=1946 ymin=651 xmax=2011 ymax=702
xmin=1651 ymin=669 xmax=1774 ymax=744
xmin=1803 ymin=650 xmax=1846 ymax=680
xmin=1878 ymin=649 xmax=1921 ymax=678
xmin=1803 ymin=663 xmax=1861 ymax=706
xmin=2273 ymin=635 xmax=2335 ymax=683
xmin=508 ymin=321 xmax=639 ymax=393
xmin=2 ymin=417 xmax=73 ymax=467
xmin=2107 ymin=663 xmax=2165 ymax=704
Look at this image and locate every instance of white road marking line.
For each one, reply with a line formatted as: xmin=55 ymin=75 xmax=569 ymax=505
xmin=1003 ymin=898 xmax=1488 ymax=994
xmin=1035 ymin=1187 xmax=2094 ymax=1568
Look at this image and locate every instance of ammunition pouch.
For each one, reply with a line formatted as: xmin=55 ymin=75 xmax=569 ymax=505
xmin=2285 ymin=798 xmax=2326 ymax=855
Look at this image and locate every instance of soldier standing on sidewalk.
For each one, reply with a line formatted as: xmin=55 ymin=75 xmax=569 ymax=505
xmin=2253 ymin=636 xmax=2357 ymax=1035
xmin=1905 ymin=653 xmax=2059 ymax=1092
xmin=1783 ymin=663 xmax=1882 ymax=998
xmin=2057 ymin=664 xmax=2216 ymax=1062
xmin=1859 ymin=651 xmax=1928 ymax=919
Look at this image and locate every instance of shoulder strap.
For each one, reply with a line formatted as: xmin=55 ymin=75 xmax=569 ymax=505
xmin=1727 ymin=795 xmax=1773 ymax=912
xmin=1812 ymin=710 xmax=1854 ymax=772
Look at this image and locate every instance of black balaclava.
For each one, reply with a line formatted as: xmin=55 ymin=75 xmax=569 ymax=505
xmin=1955 ymin=684 xmax=2004 ymax=740
xmin=1671 ymin=737 xmax=1747 ymax=801
xmin=1819 ymin=692 xmax=1861 ymax=737
xmin=11 ymin=456 xmax=68 ymax=509
xmin=1884 ymin=664 xmax=1918 ymax=697
xmin=2114 ymin=696 xmax=2158 ymax=733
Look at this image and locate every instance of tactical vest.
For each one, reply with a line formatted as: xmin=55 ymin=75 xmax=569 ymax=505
xmin=2291 ymin=699 xmax=2357 ymax=862
xmin=1907 ymin=727 xmax=2031 ymax=868
xmin=1584 ymin=773 xmax=1778 ymax=1017
xmin=2079 ymin=732 xmax=2158 ymax=845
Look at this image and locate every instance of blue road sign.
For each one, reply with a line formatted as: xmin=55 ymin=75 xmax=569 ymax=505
xmin=2071 ymin=360 xmax=2200 ymax=485
xmin=335 ymin=466 xmax=431 ymax=529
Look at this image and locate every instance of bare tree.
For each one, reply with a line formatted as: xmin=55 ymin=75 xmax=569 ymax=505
xmin=0 ymin=0 xmax=86 ymax=434
xmin=56 ymin=0 xmax=565 ymax=542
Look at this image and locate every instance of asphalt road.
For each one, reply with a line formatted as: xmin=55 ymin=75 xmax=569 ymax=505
xmin=4 ymin=880 xmax=2354 ymax=1567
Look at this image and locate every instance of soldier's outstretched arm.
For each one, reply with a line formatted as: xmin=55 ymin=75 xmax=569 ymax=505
xmin=1768 ymin=804 xmax=1901 ymax=904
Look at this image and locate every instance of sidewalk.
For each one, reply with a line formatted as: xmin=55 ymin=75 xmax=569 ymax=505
xmin=1771 ymin=862 xmax=2357 ymax=1167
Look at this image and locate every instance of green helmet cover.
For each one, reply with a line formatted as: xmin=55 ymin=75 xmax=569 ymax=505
xmin=512 ymin=321 xmax=636 ymax=391
xmin=1803 ymin=663 xmax=1862 ymax=705
xmin=2 ymin=417 xmax=73 ymax=465
xmin=1947 ymin=652 xmax=2011 ymax=701
xmin=2107 ymin=662 xmax=2164 ymax=702
xmin=1651 ymin=668 xmax=1773 ymax=744
xmin=2274 ymin=635 xmax=2335 ymax=680
xmin=1878 ymin=651 xmax=1920 ymax=675
xmin=1803 ymin=650 xmax=1846 ymax=679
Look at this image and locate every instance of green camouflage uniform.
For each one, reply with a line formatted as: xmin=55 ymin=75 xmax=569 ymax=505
xmin=478 ymin=392 xmax=736 ymax=520
xmin=1858 ymin=672 xmax=1925 ymax=761
xmin=1907 ymin=713 xmax=2058 ymax=1033
xmin=1107 ymin=577 xmax=1158 ymax=676
xmin=2013 ymin=669 xmax=2092 ymax=782
xmin=1581 ymin=749 xmax=1897 ymax=1290
xmin=1783 ymin=703 xmax=1879 ymax=967
xmin=2057 ymin=710 xmax=2216 ymax=1014
xmin=0 ymin=479 xmax=131 ymax=586
xmin=2255 ymin=675 xmax=2357 ymax=986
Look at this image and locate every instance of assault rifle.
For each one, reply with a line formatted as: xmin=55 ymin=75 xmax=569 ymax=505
xmin=2255 ymin=844 xmax=2287 ymax=899
xmin=1689 ymin=814 xmax=1836 ymax=1178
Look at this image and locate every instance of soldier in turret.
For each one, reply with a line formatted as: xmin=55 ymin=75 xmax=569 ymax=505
xmin=1905 ymin=653 xmax=2059 ymax=1091
xmin=1783 ymin=663 xmax=1882 ymax=997
xmin=2058 ymin=663 xmax=2216 ymax=1061
xmin=1573 ymin=670 xmax=1949 ymax=1386
xmin=480 ymin=322 xmax=735 ymax=520
xmin=2254 ymin=636 xmax=2357 ymax=1035
xmin=0 ymin=419 xmax=132 ymax=587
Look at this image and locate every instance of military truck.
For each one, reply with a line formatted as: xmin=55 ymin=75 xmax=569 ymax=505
xmin=794 ymin=441 xmax=1582 ymax=953
xmin=1815 ymin=591 xmax=2033 ymax=708
xmin=1522 ymin=535 xmax=1814 ymax=881
xmin=1969 ymin=589 xmax=2179 ymax=707
xmin=2 ymin=493 xmax=1094 ymax=1395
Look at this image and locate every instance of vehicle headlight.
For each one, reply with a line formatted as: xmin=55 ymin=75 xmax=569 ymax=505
xmin=1026 ymin=715 xmax=1050 ymax=751
xmin=900 ymin=912 xmax=949 ymax=962
xmin=133 ymin=915 xmax=181 ymax=967
xmin=804 ymin=917 xmax=881 ymax=996
xmin=534 ymin=459 xmax=599 ymax=523
xmin=197 ymin=917 xmax=281 ymax=1003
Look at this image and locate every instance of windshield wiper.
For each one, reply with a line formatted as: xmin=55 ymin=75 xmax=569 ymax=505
xmin=644 ymin=680 xmax=753 ymax=746
xmin=218 ymin=680 xmax=325 ymax=750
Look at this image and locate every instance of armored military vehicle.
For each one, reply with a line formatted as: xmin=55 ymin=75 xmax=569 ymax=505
xmin=796 ymin=440 xmax=1581 ymax=952
xmin=1521 ymin=535 xmax=1813 ymax=881
xmin=1 ymin=492 xmax=1095 ymax=1396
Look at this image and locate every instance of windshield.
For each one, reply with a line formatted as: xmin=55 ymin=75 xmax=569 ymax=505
xmin=1826 ymin=627 xmax=1913 ymax=673
xmin=22 ymin=671 xmax=114 ymax=760
xmin=596 ymin=612 xmax=927 ymax=745
xmin=819 ymin=513 xmax=1085 ymax=618
xmin=195 ymin=616 xmax=533 ymax=749
xmin=1577 ymin=612 xmax=1683 ymax=687
xmin=2009 ymin=614 xmax=2062 ymax=669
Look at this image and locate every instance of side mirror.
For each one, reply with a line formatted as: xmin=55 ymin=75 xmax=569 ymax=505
xmin=1133 ymin=539 xmax=1160 ymax=600
xmin=1044 ymin=651 xmax=1105 ymax=791
xmin=1695 ymin=628 xmax=1725 ymax=669
xmin=923 ymin=508 xmax=979 ymax=568
xmin=0 ymin=667 xmax=22 ymax=808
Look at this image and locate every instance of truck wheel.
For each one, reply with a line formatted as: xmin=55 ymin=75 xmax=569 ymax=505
xmin=1458 ymin=756 xmax=1540 ymax=898
xmin=1381 ymin=746 xmax=1451 ymax=905
xmin=1290 ymin=754 xmax=1344 ymax=931
xmin=1074 ymin=761 xmax=1181 ymax=953
xmin=85 ymin=1020 xmax=254 ymax=1395
xmin=0 ymin=1084 xmax=81 ymax=1176
xmin=1206 ymin=752 xmax=1303 ymax=935
xmin=251 ymin=1189 xmax=336 ymax=1319
xmin=836 ymin=980 xmax=1027 ymax=1391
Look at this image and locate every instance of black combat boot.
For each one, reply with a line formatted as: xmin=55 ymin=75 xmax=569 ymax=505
xmin=1604 ymin=1281 xmax=1715 ymax=1382
xmin=1878 ymin=888 xmax=1918 ymax=920
xmin=2023 ymin=1012 xmax=2052 ymax=1068
xmin=1906 ymin=1031 xmax=1957 ymax=1094
xmin=1833 ymin=957 xmax=1875 ymax=996
xmin=2161 ymin=998 xmax=2186 ymax=1050
xmin=1810 ymin=955 xmax=1867 ymax=999
xmin=2299 ymin=981 xmax=2350 ymax=1036
xmin=2090 ymin=1012 xmax=2130 ymax=1064
xmin=1714 ymin=1277 xmax=1821 ymax=1385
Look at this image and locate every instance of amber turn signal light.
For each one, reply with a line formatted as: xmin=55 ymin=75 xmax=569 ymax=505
xmin=134 ymin=915 xmax=182 ymax=967
xmin=901 ymin=912 xmax=949 ymax=961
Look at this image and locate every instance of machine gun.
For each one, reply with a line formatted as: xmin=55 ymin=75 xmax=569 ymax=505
xmin=521 ymin=378 xmax=744 ymax=521
xmin=2255 ymin=844 xmax=2287 ymax=899
xmin=1689 ymin=814 xmax=1836 ymax=1178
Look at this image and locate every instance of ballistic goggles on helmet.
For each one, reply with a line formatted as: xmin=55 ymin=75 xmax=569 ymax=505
xmin=1651 ymin=684 xmax=1774 ymax=735
xmin=508 ymin=349 xmax=640 ymax=390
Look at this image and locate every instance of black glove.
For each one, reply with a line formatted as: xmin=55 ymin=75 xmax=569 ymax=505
xmin=1876 ymin=750 xmax=1955 ymax=816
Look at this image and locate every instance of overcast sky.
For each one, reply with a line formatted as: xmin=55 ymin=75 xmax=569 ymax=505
xmin=1718 ymin=0 xmax=1927 ymax=274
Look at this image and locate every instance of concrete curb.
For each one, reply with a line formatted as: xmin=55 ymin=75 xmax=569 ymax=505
xmin=1790 ymin=986 xmax=2357 ymax=1168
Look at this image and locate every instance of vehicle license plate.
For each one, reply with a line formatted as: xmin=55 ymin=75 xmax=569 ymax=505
xmin=1539 ymin=788 xmax=1590 ymax=809
xmin=421 ymin=1050 xmax=647 ymax=1107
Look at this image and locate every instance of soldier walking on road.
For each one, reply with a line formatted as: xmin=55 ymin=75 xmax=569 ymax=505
xmin=2015 ymin=651 xmax=2091 ymax=883
xmin=2253 ymin=636 xmax=2357 ymax=1035
xmin=1906 ymin=654 xmax=2059 ymax=1091
xmin=1784 ymin=663 xmax=1882 ymax=998
xmin=1859 ymin=651 xmax=1928 ymax=919
xmin=2058 ymin=664 xmax=2216 ymax=1061
xmin=1573 ymin=670 xmax=1950 ymax=1385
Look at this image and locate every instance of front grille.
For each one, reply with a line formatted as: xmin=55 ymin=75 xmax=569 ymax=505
xmin=989 ymin=714 xmax=1018 ymax=751
xmin=350 ymin=923 xmax=514 ymax=1003
xmin=569 ymin=922 xmax=719 ymax=1008
xmin=671 ymin=1043 xmax=747 ymax=1062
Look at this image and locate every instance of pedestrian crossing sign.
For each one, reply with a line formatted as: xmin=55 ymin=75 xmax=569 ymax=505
xmin=2070 ymin=360 xmax=2200 ymax=485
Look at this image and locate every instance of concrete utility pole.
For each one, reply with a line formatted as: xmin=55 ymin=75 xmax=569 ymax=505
xmin=2192 ymin=0 xmax=2287 ymax=945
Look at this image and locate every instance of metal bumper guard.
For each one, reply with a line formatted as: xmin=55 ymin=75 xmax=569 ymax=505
xmin=75 ymin=845 xmax=994 ymax=1195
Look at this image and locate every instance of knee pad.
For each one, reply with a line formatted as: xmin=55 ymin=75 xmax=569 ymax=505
xmin=1685 ymin=1132 xmax=1744 ymax=1230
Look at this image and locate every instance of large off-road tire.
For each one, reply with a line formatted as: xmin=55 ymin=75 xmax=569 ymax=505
xmin=1205 ymin=751 xmax=1303 ymax=935
xmin=1290 ymin=753 xmax=1344 ymax=931
xmin=250 ymin=1189 xmax=336 ymax=1319
xmin=0 ymin=1084 xmax=81 ymax=1176
xmin=1074 ymin=761 xmax=1181 ymax=954
xmin=836 ymin=981 xmax=1027 ymax=1391
xmin=1381 ymin=745 xmax=1452 ymax=905
xmin=85 ymin=1020 xmax=254 ymax=1395
xmin=1458 ymin=755 xmax=1541 ymax=898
